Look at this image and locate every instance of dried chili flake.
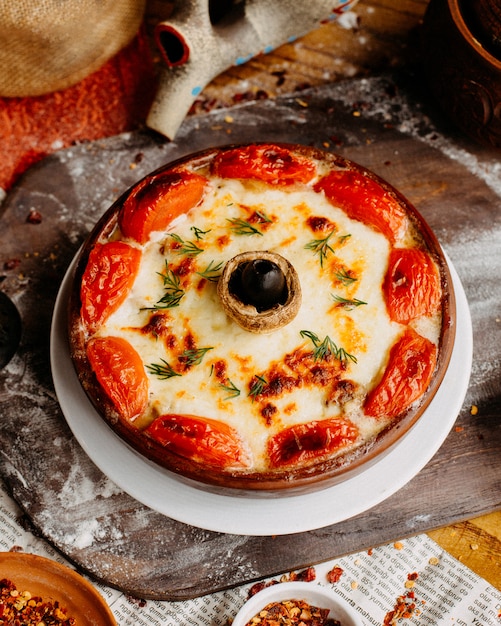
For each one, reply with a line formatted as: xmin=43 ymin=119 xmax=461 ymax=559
xmin=245 ymin=599 xmax=341 ymax=626
xmin=0 ymin=578 xmax=76 ymax=625
xmin=383 ymin=575 xmax=420 ymax=625
xmin=326 ymin=566 xmax=343 ymax=584
xmin=383 ymin=593 xmax=418 ymax=625
xmin=249 ymin=569 xmax=317 ymax=598
xmin=26 ymin=209 xmax=43 ymax=224
xmin=3 ymin=258 xmax=21 ymax=271
xmin=291 ymin=568 xmax=316 ymax=583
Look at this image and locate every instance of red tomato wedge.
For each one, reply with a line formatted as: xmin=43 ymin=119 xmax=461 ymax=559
xmin=383 ymin=248 xmax=441 ymax=324
xmin=314 ymin=169 xmax=407 ymax=243
xmin=268 ymin=417 xmax=359 ymax=468
xmin=80 ymin=241 xmax=141 ymax=331
xmin=364 ymin=328 xmax=437 ymax=419
xmin=211 ymin=144 xmax=316 ymax=186
xmin=146 ymin=414 xmax=251 ymax=469
xmin=87 ymin=336 xmax=149 ymax=422
xmin=118 ymin=170 xmax=208 ymax=244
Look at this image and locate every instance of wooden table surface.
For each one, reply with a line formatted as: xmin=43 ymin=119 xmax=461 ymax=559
xmin=159 ymin=0 xmax=501 ymax=592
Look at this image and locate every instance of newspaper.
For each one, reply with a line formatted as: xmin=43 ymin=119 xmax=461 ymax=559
xmin=1 ymin=479 xmax=500 ymax=625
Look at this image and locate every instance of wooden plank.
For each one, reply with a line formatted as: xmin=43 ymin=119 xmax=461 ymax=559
xmin=429 ymin=513 xmax=501 ymax=591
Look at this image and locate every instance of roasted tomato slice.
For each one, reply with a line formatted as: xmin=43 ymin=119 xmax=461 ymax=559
xmin=314 ymin=169 xmax=407 ymax=243
xmin=211 ymin=144 xmax=316 ymax=186
xmin=146 ymin=414 xmax=251 ymax=469
xmin=118 ymin=169 xmax=208 ymax=244
xmin=80 ymin=241 xmax=141 ymax=331
xmin=87 ymin=336 xmax=149 ymax=422
xmin=364 ymin=327 xmax=437 ymax=419
xmin=383 ymin=248 xmax=441 ymax=324
xmin=268 ymin=417 xmax=359 ymax=468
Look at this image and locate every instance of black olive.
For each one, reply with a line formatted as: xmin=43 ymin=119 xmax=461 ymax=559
xmin=230 ymin=259 xmax=287 ymax=312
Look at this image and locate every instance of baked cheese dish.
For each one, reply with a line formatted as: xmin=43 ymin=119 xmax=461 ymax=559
xmin=68 ymin=144 xmax=454 ymax=492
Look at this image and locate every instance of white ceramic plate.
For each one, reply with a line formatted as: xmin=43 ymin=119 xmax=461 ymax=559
xmin=51 ymin=254 xmax=471 ymax=536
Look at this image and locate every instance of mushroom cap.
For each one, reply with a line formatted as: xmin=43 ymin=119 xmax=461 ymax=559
xmin=217 ymin=250 xmax=302 ymax=334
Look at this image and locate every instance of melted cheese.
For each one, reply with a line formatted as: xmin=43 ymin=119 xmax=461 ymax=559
xmin=95 ymin=173 xmax=441 ymax=472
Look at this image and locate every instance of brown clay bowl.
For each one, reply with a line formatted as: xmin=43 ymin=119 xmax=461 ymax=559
xmin=67 ymin=143 xmax=456 ymax=495
xmin=421 ymin=0 xmax=501 ymax=147
xmin=0 ymin=552 xmax=116 ymax=625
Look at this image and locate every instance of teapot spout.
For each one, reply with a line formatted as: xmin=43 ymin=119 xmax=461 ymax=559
xmin=146 ymin=0 xmax=359 ymax=139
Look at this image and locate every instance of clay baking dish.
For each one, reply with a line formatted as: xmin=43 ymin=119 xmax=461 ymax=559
xmin=67 ymin=143 xmax=456 ymax=495
xmin=421 ymin=0 xmax=501 ymax=147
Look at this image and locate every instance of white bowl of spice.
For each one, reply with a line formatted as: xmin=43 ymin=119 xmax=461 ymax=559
xmin=232 ymin=581 xmax=364 ymax=626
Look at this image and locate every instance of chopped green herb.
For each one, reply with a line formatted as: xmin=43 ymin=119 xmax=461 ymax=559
xmin=300 ymin=329 xmax=357 ymax=364
xmin=305 ymin=228 xmax=336 ymax=267
xmin=191 ymin=226 xmax=211 ymax=240
xmin=178 ymin=347 xmax=213 ymax=367
xmin=249 ymin=374 xmax=268 ymax=399
xmin=169 ymin=233 xmax=204 ymax=256
xmin=255 ymin=210 xmax=273 ymax=223
xmin=143 ymin=264 xmax=185 ymax=309
xmin=219 ymin=379 xmax=241 ymax=400
xmin=334 ymin=268 xmax=357 ymax=286
xmin=332 ymin=295 xmax=367 ymax=309
xmin=196 ymin=260 xmax=224 ymax=282
xmin=146 ymin=359 xmax=181 ymax=379
xmin=338 ymin=233 xmax=352 ymax=244
xmin=227 ymin=217 xmax=264 ymax=236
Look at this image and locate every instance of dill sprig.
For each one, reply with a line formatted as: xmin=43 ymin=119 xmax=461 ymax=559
xmin=227 ymin=217 xmax=264 ymax=236
xmin=190 ymin=226 xmax=211 ymax=240
xmin=169 ymin=233 xmax=204 ymax=256
xmin=153 ymin=266 xmax=185 ymax=309
xmin=332 ymin=295 xmax=367 ymax=310
xmin=305 ymin=229 xmax=336 ymax=267
xmin=196 ymin=260 xmax=224 ymax=282
xmin=219 ymin=379 xmax=241 ymax=400
xmin=146 ymin=359 xmax=181 ymax=379
xmin=334 ymin=268 xmax=357 ymax=286
xmin=254 ymin=210 xmax=273 ymax=223
xmin=178 ymin=347 xmax=213 ymax=367
xmin=248 ymin=374 xmax=268 ymax=400
xmin=300 ymin=330 xmax=357 ymax=364
xmin=141 ymin=264 xmax=184 ymax=310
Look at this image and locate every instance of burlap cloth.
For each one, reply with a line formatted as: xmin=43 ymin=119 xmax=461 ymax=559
xmin=0 ymin=0 xmax=146 ymax=97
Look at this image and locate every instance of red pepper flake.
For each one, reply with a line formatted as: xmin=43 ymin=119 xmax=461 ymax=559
xmin=26 ymin=209 xmax=43 ymax=224
xmin=383 ymin=593 xmax=418 ymax=625
xmin=248 ymin=568 xmax=317 ymax=598
xmin=0 ymin=578 xmax=76 ymax=625
xmin=383 ymin=574 xmax=420 ymax=624
xmin=245 ymin=599 xmax=341 ymax=626
xmin=326 ymin=566 xmax=344 ymax=584
xmin=291 ymin=567 xmax=316 ymax=583
xmin=3 ymin=258 xmax=21 ymax=271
